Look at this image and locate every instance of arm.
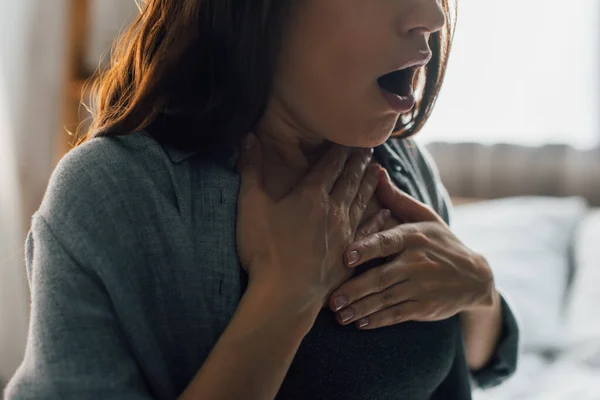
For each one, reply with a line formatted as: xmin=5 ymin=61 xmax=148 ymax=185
xmin=5 ymin=215 xmax=153 ymax=399
xmin=6 ymin=214 xmax=320 ymax=400
xmin=410 ymin=140 xmax=520 ymax=387
xmin=463 ymin=292 xmax=520 ymax=389
xmin=460 ymin=289 xmax=503 ymax=371
xmin=180 ymin=280 xmax=319 ymax=400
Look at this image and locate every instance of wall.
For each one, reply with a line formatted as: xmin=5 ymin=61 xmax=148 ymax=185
xmin=0 ymin=0 xmax=67 ymax=384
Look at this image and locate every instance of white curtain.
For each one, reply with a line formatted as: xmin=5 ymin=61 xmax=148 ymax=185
xmin=420 ymin=0 xmax=600 ymax=149
xmin=0 ymin=0 xmax=67 ymax=384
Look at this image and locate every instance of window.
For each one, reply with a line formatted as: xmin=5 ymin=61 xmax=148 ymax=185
xmin=420 ymin=0 xmax=600 ymax=149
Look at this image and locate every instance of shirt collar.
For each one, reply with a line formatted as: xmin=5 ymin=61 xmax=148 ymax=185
xmin=163 ymin=143 xmax=239 ymax=170
xmin=163 ymin=146 xmax=198 ymax=164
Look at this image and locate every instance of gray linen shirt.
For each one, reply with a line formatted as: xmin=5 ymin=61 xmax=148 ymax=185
xmin=5 ymin=131 xmax=518 ymax=399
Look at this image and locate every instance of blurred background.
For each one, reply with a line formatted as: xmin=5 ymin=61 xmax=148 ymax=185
xmin=1 ymin=1 xmax=599 ymax=398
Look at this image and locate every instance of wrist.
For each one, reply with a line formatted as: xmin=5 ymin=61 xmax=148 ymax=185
xmin=469 ymin=254 xmax=498 ymax=310
xmin=244 ymin=278 xmax=322 ymax=335
xmin=465 ymin=285 xmax=500 ymax=314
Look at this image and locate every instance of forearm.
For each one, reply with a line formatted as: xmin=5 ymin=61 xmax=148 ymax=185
xmin=179 ymin=281 xmax=320 ymax=400
xmin=460 ymin=288 xmax=503 ymax=371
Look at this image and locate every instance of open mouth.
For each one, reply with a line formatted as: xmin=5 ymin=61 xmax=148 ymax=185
xmin=377 ymin=67 xmax=417 ymax=112
xmin=377 ymin=67 xmax=415 ymax=98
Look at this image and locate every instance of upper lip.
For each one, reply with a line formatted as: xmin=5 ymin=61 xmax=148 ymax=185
xmin=389 ymin=50 xmax=433 ymax=73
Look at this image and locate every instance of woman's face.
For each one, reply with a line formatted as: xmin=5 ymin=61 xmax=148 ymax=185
xmin=269 ymin=0 xmax=446 ymax=148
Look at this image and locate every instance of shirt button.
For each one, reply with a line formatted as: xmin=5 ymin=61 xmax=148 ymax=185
xmin=390 ymin=160 xmax=403 ymax=173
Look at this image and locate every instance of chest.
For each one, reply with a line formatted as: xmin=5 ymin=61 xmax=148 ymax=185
xmin=122 ymin=143 xmax=454 ymax=396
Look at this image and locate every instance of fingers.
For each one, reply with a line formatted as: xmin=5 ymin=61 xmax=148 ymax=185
xmin=345 ymin=223 xmax=430 ymax=267
xmin=330 ymin=148 xmax=374 ymax=207
xmin=377 ymin=167 xmax=444 ymax=224
xmin=345 ymin=165 xmax=381 ymax=230
xmin=352 ymin=301 xmax=421 ymax=330
xmin=302 ymin=144 xmax=353 ymax=193
xmin=333 ymin=281 xmax=414 ymax=326
xmin=328 ymin=262 xmax=407 ymax=312
xmin=354 ymin=208 xmax=392 ymax=241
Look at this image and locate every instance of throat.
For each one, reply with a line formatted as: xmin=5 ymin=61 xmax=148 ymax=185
xmin=257 ymin=135 xmax=330 ymax=201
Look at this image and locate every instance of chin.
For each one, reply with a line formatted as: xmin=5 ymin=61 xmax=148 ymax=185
xmin=325 ymin=114 xmax=398 ymax=148
xmin=335 ymin=131 xmax=393 ymax=149
xmin=361 ymin=118 xmax=398 ymax=148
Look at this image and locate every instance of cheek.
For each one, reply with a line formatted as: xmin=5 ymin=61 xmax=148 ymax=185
xmin=276 ymin=43 xmax=397 ymax=147
xmin=278 ymin=69 xmax=399 ymax=148
xmin=277 ymin=1 xmax=397 ymax=147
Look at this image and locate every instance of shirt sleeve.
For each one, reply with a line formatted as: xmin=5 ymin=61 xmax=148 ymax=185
xmin=4 ymin=213 xmax=153 ymax=400
xmin=411 ymin=139 xmax=520 ymax=389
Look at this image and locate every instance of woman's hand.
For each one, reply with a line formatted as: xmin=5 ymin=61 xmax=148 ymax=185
xmin=328 ymin=169 xmax=497 ymax=329
xmin=236 ymin=134 xmax=389 ymax=312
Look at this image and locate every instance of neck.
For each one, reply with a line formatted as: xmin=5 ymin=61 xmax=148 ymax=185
xmin=255 ymin=105 xmax=328 ymax=173
xmin=254 ymin=102 xmax=330 ymax=198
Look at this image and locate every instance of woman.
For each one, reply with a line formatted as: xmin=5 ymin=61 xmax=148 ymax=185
xmin=6 ymin=0 xmax=519 ymax=399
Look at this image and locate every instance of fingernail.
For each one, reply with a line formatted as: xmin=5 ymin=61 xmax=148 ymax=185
xmin=340 ymin=308 xmax=354 ymax=323
xmin=244 ymin=133 xmax=256 ymax=150
xmin=383 ymin=168 xmax=391 ymax=181
xmin=347 ymin=250 xmax=360 ymax=266
xmin=382 ymin=209 xmax=391 ymax=219
xmin=358 ymin=318 xmax=369 ymax=328
xmin=333 ymin=295 xmax=348 ymax=311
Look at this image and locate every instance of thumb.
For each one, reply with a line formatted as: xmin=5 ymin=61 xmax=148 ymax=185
xmin=236 ymin=133 xmax=266 ymax=199
xmin=376 ymin=167 xmax=443 ymax=224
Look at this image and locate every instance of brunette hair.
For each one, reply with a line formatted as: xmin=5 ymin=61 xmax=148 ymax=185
xmin=78 ymin=0 xmax=456 ymax=151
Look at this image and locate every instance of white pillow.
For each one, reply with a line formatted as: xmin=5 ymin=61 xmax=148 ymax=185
xmin=451 ymin=196 xmax=587 ymax=352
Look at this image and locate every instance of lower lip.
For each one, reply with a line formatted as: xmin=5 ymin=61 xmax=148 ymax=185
xmin=380 ymin=88 xmax=416 ymax=113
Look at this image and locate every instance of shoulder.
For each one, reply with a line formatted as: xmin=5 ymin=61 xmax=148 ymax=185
xmin=37 ymin=132 xmax=225 ymax=263
xmin=40 ymin=132 xmax=174 ymax=220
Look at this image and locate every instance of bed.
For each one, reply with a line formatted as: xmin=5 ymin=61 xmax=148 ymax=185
xmin=450 ymin=197 xmax=600 ymax=399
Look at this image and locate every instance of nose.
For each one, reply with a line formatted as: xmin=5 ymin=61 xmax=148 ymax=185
xmin=400 ymin=0 xmax=447 ymax=37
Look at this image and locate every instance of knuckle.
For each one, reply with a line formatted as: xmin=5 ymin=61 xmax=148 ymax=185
xmin=329 ymin=145 xmax=349 ymax=165
xmin=471 ymin=251 xmax=486 ymax=267
xmin=403 ymin=224 xmax=420 ymax=235
xmin=413 ymin=232 xmax=430 ymax=245
xmin=328 ymin=206 xmax=345 ymax=223
xmin=426 ymin=308 xmax=438 ymax=320
xmin=347 ymin=170 xmax=363 ymax=190
xmin=376 ymin=267 xmax=390 ymax=291
xmin=423 ymin=301 xmax=437 ymax=318
xmin=377 ymin=232 xmax=396 ymax=249
xmin=353 ymin=190 xmax=367 ymax=209
xmin=381 ymin=289 xmax=395 ymax=307
xmin=414 ymin=251 xmax=432 ymax=265
xmin=355 ymin=147 xmax=373 ymax=163
xmin=392 ymin=306 xmax=404 ymax=323
xmin=356 ymin=225 xmax=369 ymax=239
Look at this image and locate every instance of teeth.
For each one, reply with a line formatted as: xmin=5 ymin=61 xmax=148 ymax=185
xmin=378 ymin=68 xmax=412 ymax=97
